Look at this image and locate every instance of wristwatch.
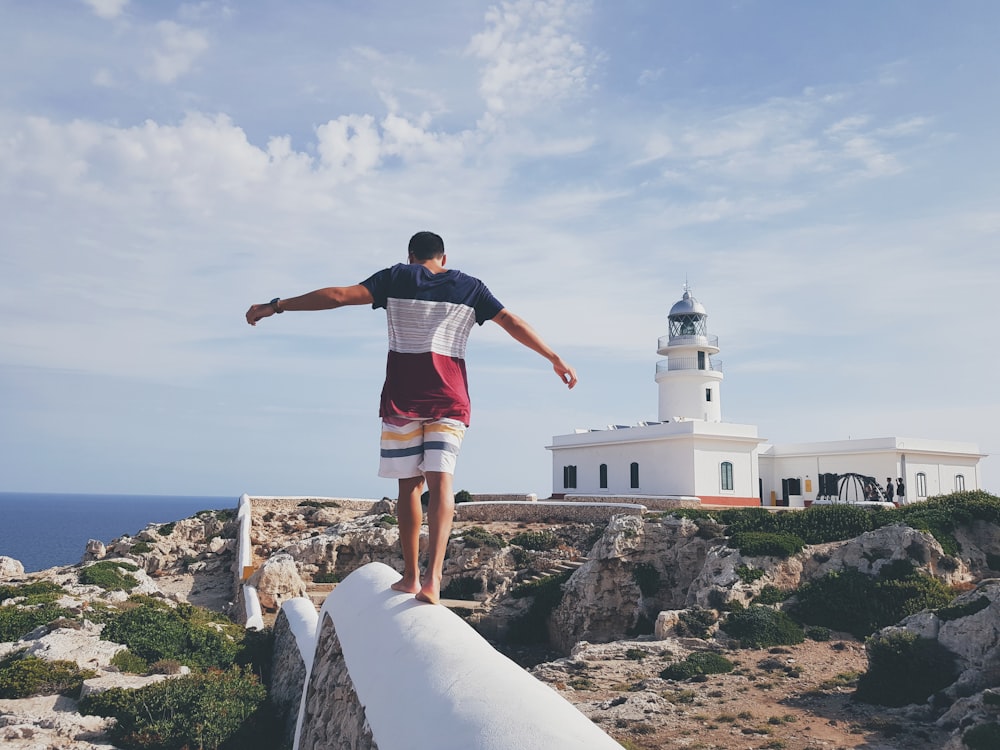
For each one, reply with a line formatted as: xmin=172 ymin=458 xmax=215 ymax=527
xmin=270 ymin=297 xmax=284 ymax=314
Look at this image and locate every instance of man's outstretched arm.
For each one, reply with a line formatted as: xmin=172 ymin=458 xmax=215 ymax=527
xmin=245 ymin=285 xmax=374 ymax=325
xmin=492 ymin=309 xmax=577 ymax=389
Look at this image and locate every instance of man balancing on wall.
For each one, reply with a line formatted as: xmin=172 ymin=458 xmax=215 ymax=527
xmin=246 ymin=231 xmax=577 ymax=604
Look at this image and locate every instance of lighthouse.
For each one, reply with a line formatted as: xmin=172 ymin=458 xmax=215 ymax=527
xmin=655 ymin=286 xmax=723 ymax=423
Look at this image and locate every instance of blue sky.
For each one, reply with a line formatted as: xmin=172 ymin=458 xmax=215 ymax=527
xmin=1 ymin=0 xmax=997 ymax=499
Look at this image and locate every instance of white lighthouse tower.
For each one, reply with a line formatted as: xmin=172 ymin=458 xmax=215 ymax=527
xmin=655 ymin=286 xmax=723 ymax=423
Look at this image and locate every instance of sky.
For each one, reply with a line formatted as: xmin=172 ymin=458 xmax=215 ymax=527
xmin=1 ymin=0 xmax=998 ymax=500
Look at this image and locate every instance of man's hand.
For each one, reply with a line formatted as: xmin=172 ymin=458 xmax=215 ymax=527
xmin=246 ymin=303 xmax=275 ymax=326
xmin=552 ymin=356 xmax=578 ymax=389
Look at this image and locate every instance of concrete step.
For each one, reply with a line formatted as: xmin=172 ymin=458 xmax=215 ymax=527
xmin=521 ymin=558 xmax=586 ymax=584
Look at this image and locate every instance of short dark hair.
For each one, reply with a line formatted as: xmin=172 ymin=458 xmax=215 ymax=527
xmin=408 ymin=231 xmax=445 ymax=260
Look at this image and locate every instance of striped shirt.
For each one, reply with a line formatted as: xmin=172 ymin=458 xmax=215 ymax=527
xmin=360 ymin=263 xmax=504 ymax=425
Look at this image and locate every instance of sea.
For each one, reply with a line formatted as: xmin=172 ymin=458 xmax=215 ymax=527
xmin=0 ymin=492 xmax=238 ymax=573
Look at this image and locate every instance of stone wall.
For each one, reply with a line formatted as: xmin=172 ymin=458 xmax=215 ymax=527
xmin=455 ymin=501 xmax=646 ymax=523
xmin=468 ymin=493 xmax=538 ymax=503
xmin=248 ymin=496 xmax=381 ymax=514
xmin=563 ymin=494 xmax=702 ymax=511
xmin=271 ymin=608 xmax=311 ymax=749
xmin=297 ymin=613 xmax=374 ymax=750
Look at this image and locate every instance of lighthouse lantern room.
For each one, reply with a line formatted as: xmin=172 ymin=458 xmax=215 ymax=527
xmin=655 ymin=286 xmax=723 ymax=423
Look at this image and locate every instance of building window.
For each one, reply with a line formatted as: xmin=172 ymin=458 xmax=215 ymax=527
xmin=563 ymin=465 xmax=577 ymax=489
xmin=599 ymin=463 xmax=608 ymax=489
xmin=955 ymin=474 xmax=965 ymax=491
xmin=705 ymin=387 xmax=712 ymax=402
xmin=721 ymin=462 xmax=734 ymax=491
xmin=916 ymin=472 xmax=927 ymax=498
xmin=630 ymin=462 xmax=639 ymax=489
xmin=697 ymin=351 xmax=706 ymax=370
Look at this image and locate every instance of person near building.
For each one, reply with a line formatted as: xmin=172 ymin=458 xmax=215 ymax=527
xmin=245 ymin=231 xmax=577 ymax=603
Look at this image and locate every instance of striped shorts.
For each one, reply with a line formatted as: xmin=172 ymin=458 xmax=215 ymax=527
xmin=378 ymin=418 xmax=467 ymax=478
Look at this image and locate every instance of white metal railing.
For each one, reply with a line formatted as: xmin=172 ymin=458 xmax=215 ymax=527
xmin=655 ymin=356 xmax=723 ymax=373
xmin=658 ymin=333 xmax=719 ymax=350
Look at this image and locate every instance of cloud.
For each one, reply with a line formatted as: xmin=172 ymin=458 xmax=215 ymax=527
xmin=467 ymin=0 xmax=594 ymax=116
xmin=631 ymin=87 xmax=926 ymax=189
xmin=149 ymin=21 xmax=209 ymax=84
xmin=83 ymin=0 xmax=129 ymax=20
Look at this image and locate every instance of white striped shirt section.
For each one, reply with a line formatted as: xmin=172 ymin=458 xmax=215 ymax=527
xmin=386 ymin=298 xmax=477 ymax=358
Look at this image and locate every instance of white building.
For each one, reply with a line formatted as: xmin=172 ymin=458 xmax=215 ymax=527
xmin=547 ymin=287 xmax=984 ymax=507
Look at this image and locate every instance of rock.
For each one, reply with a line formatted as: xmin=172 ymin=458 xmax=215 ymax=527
xmin=79 ymin=672 xmax=170 ymax=697
xmin=279 ymin=515 xmax=404 ymax=580
xmin=551 ymin=515 xmax=715 ymax=651
xmin=82 ymin=540 xmax=106 ymax=562
xmin=247 ymin=554 xmax=306 ymax=611
xmin=366 ymin=498 xmax=396 ymax=517
xmin=0 ymin=556 xmax=24 ymax=578
xmin=0 ymin=694 xmax=115 ymax=749
xmin=654 ymin=610 xmax=682 ymax=639
xmin=18 ymin=623 xmax=125 ymax=670
xmin=207 ymin=536 xmax=228 ymax=554
xmin=900 ymin=580 xmax=1000 ymax=694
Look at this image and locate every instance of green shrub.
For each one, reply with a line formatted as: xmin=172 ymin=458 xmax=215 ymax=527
xmin=632 ymin=563 xmax=661 ymax=596
xmin=0 ymin=603 xmax=75 ymax=641
xmin=753 ymin=585 xmax=789 ymax=605
xmin=131 ymin=541 xmax=154 ymax=554
xmin=723 ymin=605 xmax=804 ymax=648
xmin=675 ymin=607 xmax=717 ymax=639
xmin=101 ymin=600 xmax=244 ymax=670
xmin=80 ymin=561 xmax=141 ymax=591
xmin=378 ymin=514 xmax=398 ymax=526
xmin=149 ymin=659 xmax=184 ymax=675
xmin=935 ymin=595 xmax=990 ymax=622
xmin=110 ymin=649 xmax=149 ymax=674
xmin=791 ymin=563 xmax=953 ymax=638
xmin=80 ymin=666 xmax=266 ymax=750
xmin=855 ymin=630 xmax=959 ymax=706
xmin=509 ymin=547 xmax=531 ymax=569
xmin=157 ymin=522 xmax=176 ymax=537
xmin=0 ymin=580 xmax=66 ymax=605
xmin=895 ymin=491 xmax=1000 ymax=555
xmin=735 ymin=564 xmax=765 ymax=584
xmin=963 ymin=723 xmax=1000 ymax=750
xmin=461 ymin=526 xmax=506 ymax=549
xmin=805 ymin=626 xmax=832 ymax=641
xmin=718 ymin=506 xmax=780 ymax=534
xmin=729 ymin=531 xmax=805 ymax=558
xmin=298 ymin=500 xmax=339 ymax=509
xmin=312 ymin=571 xmax=340 ymax=584
xmin=454 ymin=489 xmax=473 ymax=504
xmin=777 ymin=504 xmax=883 ymax=545
xmin=0 ymin=653 xmax=96 ymax=698
xmin=510 ymin=530 xmax=558 ymax=551
xmin=660 ymin=651 xmax=734 ymax=681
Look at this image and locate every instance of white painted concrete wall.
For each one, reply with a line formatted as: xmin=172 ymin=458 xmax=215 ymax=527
xmin=318 ymin=562 xmax=622 ymax=750
xmin=549 ymin=421 xmax=763 ymax=499
xmin=757 ymin=438 xmax=984 ymax=505
xmin=656 ymin=368 xmax=724 ymax=423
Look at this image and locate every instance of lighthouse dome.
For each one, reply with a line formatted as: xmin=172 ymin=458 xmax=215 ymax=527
xmin=668 ymin=290 xmax=706 ymax=317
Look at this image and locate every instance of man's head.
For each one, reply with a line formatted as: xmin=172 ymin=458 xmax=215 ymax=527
xmin=408 ymin=231 xmax=445 ymax=261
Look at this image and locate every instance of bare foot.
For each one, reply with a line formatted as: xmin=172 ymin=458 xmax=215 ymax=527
xmin=416 ymin=576 xmax=441 ymax=605
xmin=415 ymin=589 xmax=440 ymax=605
xmin=391 ymin=575 xmax=420 ymax=594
